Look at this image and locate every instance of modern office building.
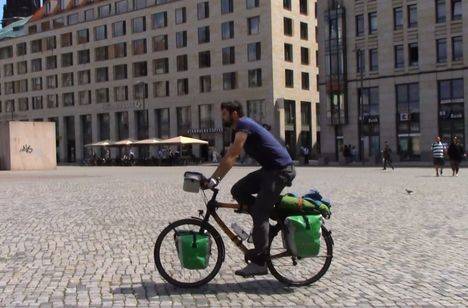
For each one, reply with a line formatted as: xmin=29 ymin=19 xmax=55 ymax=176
xmin=317 ymin=0 xmax=467 ymax=162
xmin=0 ymin=0 xmax=318 ymax=163
xmin=2 ymin=0 xmax=41 ymax=27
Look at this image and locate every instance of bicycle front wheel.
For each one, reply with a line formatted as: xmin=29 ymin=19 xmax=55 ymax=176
xmin=267 ymin=225 xmax=333 ymax=286
xmin=154 ymin=218 xmax=225 ymax=288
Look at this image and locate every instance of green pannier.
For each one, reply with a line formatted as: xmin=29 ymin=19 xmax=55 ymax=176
xmin=283 ymin=215 xmax=322 ymax=258
xmin=175 ymin=231 xmax=212 ymax=270
xmin=276 ymin=194 xmax=331 ymax=218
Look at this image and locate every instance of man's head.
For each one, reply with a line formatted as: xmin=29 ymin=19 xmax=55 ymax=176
xmin=453 ymin=136 xmax=459 ymax=144
xmin=435 ymin=136 xmax=441 ymax=142
xmin=221 ymin=101 xmax=244 ymax=128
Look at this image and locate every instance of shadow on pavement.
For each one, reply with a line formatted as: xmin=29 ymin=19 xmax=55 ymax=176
xmin=113 ymin=280 xmax=295 ymax=299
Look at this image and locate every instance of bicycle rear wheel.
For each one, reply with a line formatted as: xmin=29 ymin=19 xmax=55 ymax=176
xmin=154 ymin=218 xmax=225 ymax=288
xmin=267 ymin=225 xmax=333 ymax=286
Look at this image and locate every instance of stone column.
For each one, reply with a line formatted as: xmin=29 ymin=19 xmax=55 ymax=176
xmin=379 ymin=79 xmax=398 ymax=160
xmin=91 ymin=113 xmax=99 ymax=142
xmin=419 ymin=74 xmax=439 ymax=161
xmin=58 ymin=116 xmax=67 ymax=163
xmin=148 ymin=108 xmax=156 ymax=138
xmin=74 ymin=115 xmax=83 ymax=163
xmin=170 ymin=106 xmax=177 ymax=137
xmin=109 ymin=112 xmax=118 ymax=158
xmin=128 ymin=110 xmax=136 ymax=139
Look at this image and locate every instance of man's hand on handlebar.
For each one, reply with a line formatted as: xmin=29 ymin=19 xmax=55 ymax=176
xmin=201 ymin=176 xmax=219 ymax=190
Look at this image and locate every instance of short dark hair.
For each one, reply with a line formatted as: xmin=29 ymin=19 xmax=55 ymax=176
xmin=221 ymin=101 xmax=244 ymax=117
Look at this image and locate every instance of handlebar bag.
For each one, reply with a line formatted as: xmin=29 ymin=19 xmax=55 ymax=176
xmin=282 ymin=215 xmax=321 ymax=258
xmin=175 ymin=230 xmax=212 ymax=270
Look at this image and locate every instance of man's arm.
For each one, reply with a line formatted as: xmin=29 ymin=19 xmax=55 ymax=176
xmin=210 ymin=131 xmax=248 ymax=181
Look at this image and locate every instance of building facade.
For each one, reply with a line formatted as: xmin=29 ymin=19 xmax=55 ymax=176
xmin=0 ymin=0 xmax=318 ymax=163
xmin=317 ymin=0 xmax=467 ymax=162
xmin=2 ymin=0 xmax=41 ymax=27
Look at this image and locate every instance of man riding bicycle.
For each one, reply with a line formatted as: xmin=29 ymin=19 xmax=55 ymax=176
xmin=202 ymin=101 xmax=296 ymax=277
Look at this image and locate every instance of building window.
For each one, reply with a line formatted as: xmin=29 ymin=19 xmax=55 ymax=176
xmin=132 ymin=16 xmax=146 ymax=33
xmin=247 ymin=100 xmax=266 ymax=123
xmin=248 ymin=16 xmax=260 ymax=35
xmin=177 ymin=79 xmax=189 ymax=95
xmin=284 ymin=43 xmax=293 ymax=62
xmin=32 ymin=96 xmax=43 ymax=110
xmin=77 ymin=29 xmax=89 ymax=44
xmin=114 ymin=86 xmax=128 ymax=101
xmin=301 ymin=47 xmax=309 ymax=65
xmin=133 ymin=82 xmax=148 ymax=100
xmin=132 ymin=39 xmax=147 ymax=55
xmin=153 ymin=35 xmax=168 ymax=51
xmin=393 ymin=7 xmax=403 ymax=30
xmin=94 ymin=25 xmax=107 ymax=41
xmin=222 ymin=21 xmax=235 ymax=40
xmin=176 ymin=7 xmax=187 ymax=24
xmin=408 ymin=5 xmax=418 ymax=28
xmin=300 ymin=22 xmax=308 ymax=40
xmin=60 ymin=33 xmax=72 ymax=47
xmin=134 ymin=0 xmax=147 ymax=10
xmin=369 ymin=48 xmax=378 ymax=71
xmin=17 ymin=43 xmax=27 ymax=56
xmin=437 ymin=39 xmax=447 ymax=63
xmin=133 ymin=61 xmax=148 ymax=77
xmin=77 ymin=90 xmax=90 ymax=105
xmin=246 ymin=0 xmax=259 ymax=9
xmin=17 ymin=61 xmax=27 ymax=75
xmin=61 ymin=53 xmax=73 ymax=67
xmin=356 ymin=14 xmax=364 ymax=36
xmin=368 ymin=12 xmax=377 ymax=34
xmin=223 ymin=72 xmax=237 ymax=90
xmin=197 ymin=2 xmax=209 ymax=20
xmin=199 ymin=75 xmax=211 ymax=93
xmin=438 ymin=79 xmax=464 ymax=145
xmin=18 ymin=98 xmax=29 ymax=111
xmin=154 ymin=81 xmax=169 ymax=97
xmin=46 ymin=56 xmax=57 ymax=69
xmin=177 ymin=106 xmax=191 ymax=134
xmin=31 ymin=39 xmax=42 ymax=53
xmin=46 ymin=75 xmax=58 ymax=89
xmin=394 ymin=45 xmax=404 ymax=68
xmin=221 ymin=0 xmax=234 ymax=14
xmin=62 ymin=72 xmax=74 ymax=86
xmin=154 ymin=58 xmax=169 ymax=75
xmin=63 ymin=93 xmax=74 ymax=107
xmin=301 ymin=72 xmax=309 ymax=90
xmin=78 ymin=70 xmax=91 ymax=85
xmin=176 ymin=31 xmax=187 ymax=48
xmin=112 ymin=21 xmax=126 ymax=37
xmin=84 ymin=8 xmax=94 ymax=21
xmin=67 ymin=13 xmax=79 ymax=25
xmin=300 ymin=0 xmax=308 ymax=15
xmin=284 ymin=17 xmax=293 ymax=36
xmin=452 ymin=36 xmax=463 ymax=61
xmin=408 ymin=43 xmax=419 ymax=67
xmin=114 ymin=64 xmax=128 ymax=80
xmin=222 ymin=47 xmax=235 ymax=65
xmin=116 ymin=0 xmax=128 ymax=14
xmin=248 ymin=68 xmax=262 ymax=87
xmin=198 ymin=51 xmax=211 ymax=68
xmin=451 ymin=0 xmax=462 ymax=20
xmin=436 ymin=0 xmax=446 ymax=23
xmin=31 ymin=77 xmax=42 ymax=91
xmin=98 ymin=4 xmax=111 ymax=18
xmin=356 ymin=49 xmax=365 ymax=73
xmin=396 ymin=83 xmax=421 ymax=161
xmin=3 ymin=63 xmax=13 ymax=76
xmin=248 ymin=42 xmax=261 ymax=61
xmin=152 ymin=12 xmax=167 ymax=29
xmin=358 ymin=87 xmax=380 ymax=158
xmin=285 ymin=69 xmax=294 ymax=88
xmin=47 ymin=95 xmax=58 ymax=108
xmin=199 ymin=104 xmax=214 ymax=129
xmin=96 ymin=67 xmax=108 ymax=83
xmin=96 ymin=88 xmax=109 ymax=104
xmin=177 ymin=55 xmax=188 ymax=71
xmin=53 ymin=17 xmax=65 ymax=28
xmin=198 ymin=26 xmax=210 ymax=44
xmin=283 ymin=0 xmax=291 ymax=10
xmin=31 ymin=58 xmax=42 ymax=72
xmin=113 ymin=42 xmax=127 ymax=58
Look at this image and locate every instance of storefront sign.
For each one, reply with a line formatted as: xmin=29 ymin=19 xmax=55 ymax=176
xmin=187 ymin=128 xmax=223 ymax=134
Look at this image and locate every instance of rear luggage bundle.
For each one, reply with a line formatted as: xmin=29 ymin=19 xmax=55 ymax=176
xmin=175 ymin=231 xmax=212 ymax=270
xmin=276 ymin=190 xmax=332 ymax=219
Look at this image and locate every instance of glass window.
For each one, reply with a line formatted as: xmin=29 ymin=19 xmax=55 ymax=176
xmin=300 ymin=0 xmax=308 ymax=15
xmin=284 ymin=43 xmax=293 ymax=62
xmin=62 ymin=72 xmax=74 ymax=87
xmin=67 ymin=13 xmax=79 ymax=25
xmin=199 ymin=75 xmax=211 ymax=93
xmin=78 ymin=70 xmax=91 ymax=85
xmin=84 ymin=8 xmax=94 ymax=21
xmin=63 ymin=93 xmax=74 ymax=107
xmin=283 ymin=0 xmax=291 ymax=10
xmin=369 ymin=49 xmax=378 ymax=71
xmin=301 ymin=47 xmax=309 ymax=65
xmin=452 ymin=36 xmax=463 ymax=61
xmin=77 ymin=29 xmax=89 ymax=44
xmin=61 ymin=53 xmax=73 ymax=67
xmin=113 ymin=42 xmax=127 ymax=58
xmin=114 ymin=64 xmax=128 ymax=80
xmin=134 ymin=0 xmax=147 ymax=10
xmin=285 ymin=69 xmax=294 ymax=88
xmin=248 ymin=42 xmax=261 ymax=61
xmin=132 ymin=16 xmax=146 ymax=33
xmin=247 ymin=100 xmax=266 ymax=123
xmin=95 ymin=67 xmax=108 ymax=82
xmin=96 ymin=88 xmax=109 ymax=103
xmin=175 ymin=7 xmax=186 ymax=24
xmin=284 ymin=17 xmax=293 ymax=36
xmin=31 ymin=58 xmax=42 ymax=72
xmin=153 ymin=58 xmax=169 ymax=74
xmin=112 ymin=21 xmax=126 ymax=37
xmin=60 ymin=32 xmax=73 ymax=47
xmin=408 ymin=43 xmax=418 ymax=66
xmin=451 ymin=0 xmax=462 ymax=20
xmin=154 ymin=81 xmax=169 ymax=97
xmin=177 ymin=79 xmax=189 ymax=96
xmin=133 ymin=61 xmax=147 ymax=77
xmin=437 ymin=39 xmax=447 ymax=63
xmin=176 ymin=31 xmax=187 ymax=48
xmin=198 ymin=51 xmax=211 ymax=68
xmin=408 ymin=5 xmax=418 ymax=28
xmin=223 ymin=72 xmax=237 ymax=90
xmin=198 ymin=26 xmax=210 ymax=43
xmin=94 ymin=25 xmax=107 ymax=41
xmin=246 ymin=0 xmax=259 ymax=9
xmin=300 ymin=22 xmax=308 ymax=40
xmin=177 ymin=106 xmax=191 ymax=134
xmin=393 ymin=7 xmax=403 ymax=30
xmin=395 ymin=45 xmax=404 ymax=68
xmin=221 ymin=0 xmax=234 ymax=14
xmin=177 ymin=55 xmax=188 ymax=71
xmin=436 ymin=0 xmax=446 ymax=23
xmin=356 ymin=14 xmax=364 ymax=36
xmin=98 ymin=4 xmax=111 ymax=18
xmin=248 ymin=16 xmax=260 ymax=35
xmin=152 ymin=12 xmax=167 ymax=29
xmin=132 ymin=39 xmax=147 ymax=55
xmin=368 ymin=12 xmax=377 ymax=34
xmin=116 ymin=0 xmax=128 ymax=14
xmin=197 ymin=2 xmax=209 ymax=20
xmin=248 ymin=69 xmax=262 ymax=88
xmin=222 ymin=47 xmax=235 ymax=65
xmin=222 ymin=21 xmax=235 ymax=39
xmin=153 ymin=35 xmax=168 ymax=51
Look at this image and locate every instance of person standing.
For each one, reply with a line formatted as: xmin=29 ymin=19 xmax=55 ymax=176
xmin=382 ymin=141 xmax=394 ymax=170
xmin=447 ymin=137 xmax=465 ymax=177
xmin=431 ymin=136 xmax=447 ymax=177
xmin=301 ymin=145 xmax=310 ymax=165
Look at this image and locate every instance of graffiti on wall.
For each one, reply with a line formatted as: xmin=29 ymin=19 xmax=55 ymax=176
xmin=19 ymin=144 xmax=34 ymax=154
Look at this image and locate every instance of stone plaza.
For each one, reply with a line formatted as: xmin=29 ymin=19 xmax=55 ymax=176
xmin=0 ymin=166 xmax=467 ymax=307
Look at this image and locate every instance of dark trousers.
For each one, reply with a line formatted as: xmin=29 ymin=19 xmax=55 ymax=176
xmin=231 ymin=166 xmax=296 ymax=265
xmin=383 ymin=158 xmax=393 ymax=170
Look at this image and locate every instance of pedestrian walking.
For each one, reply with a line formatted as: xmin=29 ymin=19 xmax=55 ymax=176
xmin=381 ymin=141 xmax=394 ymax=170
xmin=447 ymin=137 xmax=465 ymax=177
xmin=431 ymin=136 xmax=447 ymax=177
xmin=301 ymin=145 xmax=310 ymax=165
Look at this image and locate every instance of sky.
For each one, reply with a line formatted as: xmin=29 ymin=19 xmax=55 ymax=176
xmin=0 ymin=0 xmax=5 ymax=22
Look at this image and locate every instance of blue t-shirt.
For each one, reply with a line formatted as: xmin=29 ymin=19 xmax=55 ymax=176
xmin=235 ymin=117 xmax=293 ymax=169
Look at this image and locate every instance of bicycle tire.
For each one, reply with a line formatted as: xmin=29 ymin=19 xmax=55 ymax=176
xmin=154 ymin=218 xmax=225 ymax=288
xmin=267 ymin=225 xmax=333 ymax=286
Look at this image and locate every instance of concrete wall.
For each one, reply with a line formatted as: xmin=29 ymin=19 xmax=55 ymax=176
xmin=0 ymin=121 xmax=57 ymax=170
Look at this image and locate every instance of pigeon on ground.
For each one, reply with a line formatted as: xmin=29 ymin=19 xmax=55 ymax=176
xmin=405 ymin=189 xmax=414 ymax=195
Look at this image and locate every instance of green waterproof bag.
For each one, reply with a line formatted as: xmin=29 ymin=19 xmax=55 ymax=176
xmin=175 ymin=231 xmax=212 ymax=270
xmin=283 ymin=215 xmax=322 ymax=258
xmin=276 ymin=194 xmax=331 ymax=218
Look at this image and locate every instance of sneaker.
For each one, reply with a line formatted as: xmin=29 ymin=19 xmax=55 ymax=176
xmin=235 ymin=263 xmax=268 ymax=278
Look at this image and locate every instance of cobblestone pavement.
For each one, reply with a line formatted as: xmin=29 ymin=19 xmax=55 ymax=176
xmin=0 ymin=166 xmax=467 ymax=307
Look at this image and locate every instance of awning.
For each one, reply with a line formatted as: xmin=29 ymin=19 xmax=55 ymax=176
xmin=158 ymin=136 xmax=209 ymax=145
xmin=84 ymin=140 xmax=115 ymax=147
xmin=114 ymin=139 xmax=137 ymax=146
xmin=134 ymin=138 xmax=162 ymax=145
